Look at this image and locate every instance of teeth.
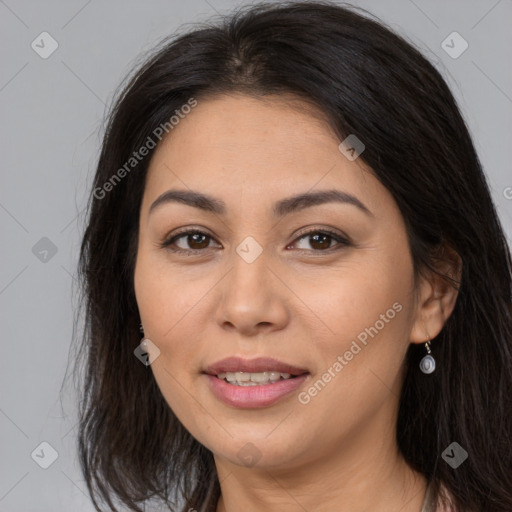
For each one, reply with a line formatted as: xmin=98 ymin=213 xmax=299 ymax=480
xmin=217 ymin=371 xmax=294 ymax=386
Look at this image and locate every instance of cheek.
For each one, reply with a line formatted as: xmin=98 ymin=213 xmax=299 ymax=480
xmin=294 ymin=296 xmax=409 ymax=439
xmin=134 ymin=249 xmax=215 ymax=417
xmin=134 ymin=246 xmax=212 ymax=343
xmin=134 ymin=256 xmax=202 ymax=420
xmin=291 ymin=257 xmax=412 ymax=408
xmin=289 ymin=254 xmax=409 ymax=347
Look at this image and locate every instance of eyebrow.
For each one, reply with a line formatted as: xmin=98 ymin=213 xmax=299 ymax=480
xmin=149 ymin=188 xmax=373 ymax=218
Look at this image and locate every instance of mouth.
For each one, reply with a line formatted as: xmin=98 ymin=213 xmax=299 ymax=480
xmin=203 ymin=356 xmax=309 ymax=381
xmin=203 ymin=357 xmax=310 ymax=408
xmin=215 ymin=371 xmax=302 ymax=386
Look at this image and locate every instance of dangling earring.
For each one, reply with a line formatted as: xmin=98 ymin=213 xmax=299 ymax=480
xmin=135 ymin=322 xmax=150 ymax=366
xmin=135 ymin=322 xmax=160 ymax=366
xmin=419 ymin=336 xmax=436 ymax=374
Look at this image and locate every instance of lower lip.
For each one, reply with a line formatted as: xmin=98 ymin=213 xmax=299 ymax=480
xmin=205 ymin=374 xmax=309 ymax=408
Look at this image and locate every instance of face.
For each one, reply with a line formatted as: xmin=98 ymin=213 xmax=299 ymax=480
xmin=134 ymin=93 xmax=423 ymax=472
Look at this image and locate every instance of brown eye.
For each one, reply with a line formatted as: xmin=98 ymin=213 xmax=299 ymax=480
xmin=181 ymin=232 xmax=211 ymax=250
xmin=162 ymin=230 xmax=219 ymax=254
xmin=291 ymin=229 xmax=350 ymax=252
xmin=307 ymin=232 xmax=333 ymax=250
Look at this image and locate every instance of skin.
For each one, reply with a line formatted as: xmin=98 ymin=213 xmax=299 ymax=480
xmin=134 ymin=93 xmax=460 ymax=512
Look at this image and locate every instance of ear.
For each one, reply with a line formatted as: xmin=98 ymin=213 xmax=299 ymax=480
xmin=409 ymin=244 xmax=462 ymax=344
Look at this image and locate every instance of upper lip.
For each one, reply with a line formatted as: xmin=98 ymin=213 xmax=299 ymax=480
xmin=204 ymin=357 xmax=309 ymax=376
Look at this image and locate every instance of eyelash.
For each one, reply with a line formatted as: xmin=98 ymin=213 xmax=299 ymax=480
xmin=160 ymin=228 xmax=350 ymax=256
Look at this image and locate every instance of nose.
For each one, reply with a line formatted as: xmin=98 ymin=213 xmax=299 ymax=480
xmin=214 ymin=249 xmax=290 ymax=337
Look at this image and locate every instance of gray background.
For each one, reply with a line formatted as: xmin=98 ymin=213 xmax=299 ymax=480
xmin=1 ymin=0 xmax=511 ymax=510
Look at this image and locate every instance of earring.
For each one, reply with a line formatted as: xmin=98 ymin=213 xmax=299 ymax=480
xmin=419 ymin=337 xmax=436 ymax=374
xmin=139 ymin=322 xmax=144 ymax=336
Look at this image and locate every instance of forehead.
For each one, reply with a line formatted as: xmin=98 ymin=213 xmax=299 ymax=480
xmin=143 ymin=94 xmax=383 ymax=215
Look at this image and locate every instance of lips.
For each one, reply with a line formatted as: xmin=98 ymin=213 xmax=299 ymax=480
xmin=205 ymin=372 xmax=309 ymax=408
xmin=203 ymin=356 xmax=309 ymax=376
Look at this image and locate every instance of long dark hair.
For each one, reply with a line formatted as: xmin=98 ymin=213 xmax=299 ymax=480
xmin=73 ymin=1 xmax=512 ymax=511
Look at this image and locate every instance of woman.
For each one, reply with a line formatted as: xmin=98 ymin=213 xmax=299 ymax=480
xmin=74 ymin=1 xmax=512 ymax=511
